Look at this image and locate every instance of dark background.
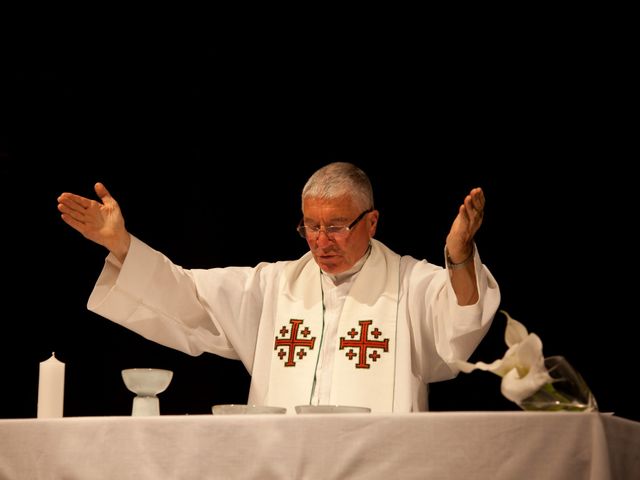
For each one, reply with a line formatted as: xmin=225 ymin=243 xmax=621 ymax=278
xmin=1 ymin=41 xmax=636 ymax=422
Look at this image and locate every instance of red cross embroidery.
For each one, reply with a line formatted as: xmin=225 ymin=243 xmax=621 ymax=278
xmin=339 ymin=320 xmax=389 ymax=369
xmin=274 ymin=319 xmax=316 ymax=367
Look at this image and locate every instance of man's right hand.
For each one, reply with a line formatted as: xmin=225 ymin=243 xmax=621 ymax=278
xmin=57 ymin=182 xmax=131 ymax=262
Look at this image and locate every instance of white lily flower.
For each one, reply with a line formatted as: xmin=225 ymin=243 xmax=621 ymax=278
xmin=455 ymin=310 xmax=553 ymax=405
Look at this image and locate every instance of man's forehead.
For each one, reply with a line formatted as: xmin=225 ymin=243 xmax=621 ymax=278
xmin=303 ymin=197 xmax=357 ymax=219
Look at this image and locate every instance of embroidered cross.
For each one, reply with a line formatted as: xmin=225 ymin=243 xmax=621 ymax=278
xmin=339 ymin=320 xmax=389 ymax=369
xmin=274 ymin=319 xmax=316 ymax=367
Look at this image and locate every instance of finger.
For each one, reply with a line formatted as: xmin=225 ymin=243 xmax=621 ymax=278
xmin=464 ymin=195 xmax=482 ymax=218
xmin=457 ymin=205 xmax=475 ymax=234
xmin=95 ymin=182 xmax=113 ymax=203
xmin=466 ymin=189 xmax=485 ymax=220
xmin=60 ymin=212 xmax=89 ymax=233
xmin=57 ymin=201 xmax=85 ymax=219
xmin=470 ymin=187 xmax=485 ymax=211
xmin=58 ymin=202 xmax=90 ymax=224
xmin=57 ymin=192 xmax=93 ymax=211
xmin=458 ymin=204 xmax=470 ymax=223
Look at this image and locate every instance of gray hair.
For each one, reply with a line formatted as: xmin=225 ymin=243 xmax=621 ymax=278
xmin=301 ymin=162 xmax=374 ymax=211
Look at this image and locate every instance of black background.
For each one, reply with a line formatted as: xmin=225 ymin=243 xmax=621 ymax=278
xmin=1 ymin=39 xmax=636 ymax=422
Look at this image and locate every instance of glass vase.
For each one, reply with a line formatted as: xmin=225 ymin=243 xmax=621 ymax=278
xmin=519 ymin=356 xmax=598 ymax=412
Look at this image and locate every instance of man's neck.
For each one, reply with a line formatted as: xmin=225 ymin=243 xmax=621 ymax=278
xmin=323 ymin=243 xmax=372 ymax=286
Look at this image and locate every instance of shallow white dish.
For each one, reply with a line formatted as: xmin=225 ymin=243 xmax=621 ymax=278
xmin=294 ymin=405 xmax=371 ymax=414
xmin=212 ymin=404 xmax=287 ymax=415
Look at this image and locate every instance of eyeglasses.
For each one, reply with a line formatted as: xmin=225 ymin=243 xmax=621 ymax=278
xmin=297 ymin=208 xmax=373 ymax=240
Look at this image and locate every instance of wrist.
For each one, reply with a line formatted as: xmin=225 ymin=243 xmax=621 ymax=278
xmin=445 ymin=246 xmax=474 ymax=270
xmin=108 ymin=232 xmax=131 ymax=264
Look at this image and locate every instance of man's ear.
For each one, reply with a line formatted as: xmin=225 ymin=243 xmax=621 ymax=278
xmin=368 ymin=210 xmax=379 ymax=235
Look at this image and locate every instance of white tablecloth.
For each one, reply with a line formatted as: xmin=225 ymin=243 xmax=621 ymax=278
xmin=1 ymin=412 xmax=638 ymax=479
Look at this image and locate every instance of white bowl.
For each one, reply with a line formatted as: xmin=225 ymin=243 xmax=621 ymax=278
xmin=212 ymin=404 xmax=287 ymax=415
xmin=121 ymin=368 xmax=173 ymax=396
xmin=294 ymin=405 xmax=371 ymax=414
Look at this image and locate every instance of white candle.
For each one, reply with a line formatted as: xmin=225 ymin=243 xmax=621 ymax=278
xmin=37 ymin=352 xmax=65 ymax=418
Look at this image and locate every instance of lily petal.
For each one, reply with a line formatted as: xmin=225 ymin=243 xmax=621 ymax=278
xmin=455 ymin=358 xmax=505 ymax=374
xmin=502 ymin=310 xmax=529 ymax=347
xmin=513 ymin=333 xmax=545 ymax=374
xmin=501 ymin=362 xmax=553 ymax=404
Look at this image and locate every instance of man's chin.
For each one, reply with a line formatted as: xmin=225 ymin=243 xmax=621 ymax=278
xmin=318 ymin=262 xmax=347 ymax=275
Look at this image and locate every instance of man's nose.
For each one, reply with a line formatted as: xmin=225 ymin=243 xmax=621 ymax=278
xmin=315 ymin=229 xmax=333 ymax=247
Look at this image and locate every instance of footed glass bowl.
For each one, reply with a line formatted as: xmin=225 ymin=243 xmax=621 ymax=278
xmin=121 ymin=368 xmax=173 ymax=416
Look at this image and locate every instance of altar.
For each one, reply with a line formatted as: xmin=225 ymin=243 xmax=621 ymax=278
xmin=1 ymin=411 xmax=638 ymax=479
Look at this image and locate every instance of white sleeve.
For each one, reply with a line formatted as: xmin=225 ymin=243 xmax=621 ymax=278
xmin=403 ymin=247 xmax=501 ymax=383
xmin=87 ymin=235 xmax=267 ymax=362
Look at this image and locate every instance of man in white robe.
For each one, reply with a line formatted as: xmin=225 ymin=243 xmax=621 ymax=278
xmin=57 ymin=162 xmax=500 ymax=413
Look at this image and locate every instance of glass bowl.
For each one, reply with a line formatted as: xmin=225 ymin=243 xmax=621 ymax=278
xmin=121 ymin=368 xmax=173 ymax=416
xmin=121 ymin=368 xmax=173 ymax=396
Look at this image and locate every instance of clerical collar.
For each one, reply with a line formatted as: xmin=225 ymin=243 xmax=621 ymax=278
xmin=322 ymin=244 xmax=372 ymax=284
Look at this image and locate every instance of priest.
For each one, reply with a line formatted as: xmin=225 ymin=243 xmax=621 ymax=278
xmin=57 ymin=162 xmax=500 ymax=412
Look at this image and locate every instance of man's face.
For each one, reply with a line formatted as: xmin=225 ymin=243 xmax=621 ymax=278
xmin=301 ymin=195 xmax=378 ymax=274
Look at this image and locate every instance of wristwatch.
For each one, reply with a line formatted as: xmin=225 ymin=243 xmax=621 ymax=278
xmin=445 ymin=247 xmax=474 ymax=270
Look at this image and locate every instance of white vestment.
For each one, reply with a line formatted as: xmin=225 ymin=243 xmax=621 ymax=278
xmin=88 ymin=236 xmax=500 ymax=413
